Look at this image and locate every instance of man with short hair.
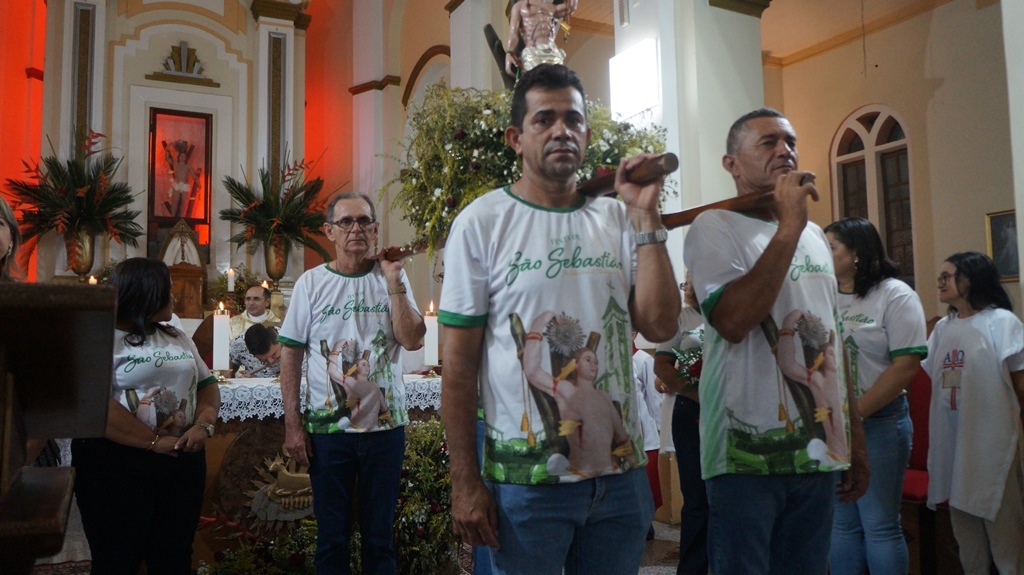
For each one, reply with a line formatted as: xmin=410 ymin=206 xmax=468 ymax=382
xmin=229 ymin=285 xmax=277 ymax=340
xmin=279 ymin=191 xmax=424 ymax=575
xmin=683 ymin=108 xmax=869 ymax=574
xmin=228 ymin=323 xmax=283 ymax=379
xmin=440 ymin=64 xmax=680 ymax=575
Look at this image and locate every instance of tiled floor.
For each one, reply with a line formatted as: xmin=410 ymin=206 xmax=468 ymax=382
xmin=639 ymin=521 xmax=683 ymax=575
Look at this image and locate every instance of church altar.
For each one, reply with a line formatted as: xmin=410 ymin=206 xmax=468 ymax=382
xmin=216 ymin=374 xmax=443 ymax=421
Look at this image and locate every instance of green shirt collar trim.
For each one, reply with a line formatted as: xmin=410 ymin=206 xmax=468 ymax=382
xmin=503 ymin=185 xmax=586 ymax=213
xmin=324 ymin=261 xmax=373 ymax=278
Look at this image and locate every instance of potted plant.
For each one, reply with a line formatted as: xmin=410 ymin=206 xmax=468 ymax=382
xmin=5 ymin=130 xmax=144 ymax=281
xmin=219 ymin=159 xmax=332 ymax=288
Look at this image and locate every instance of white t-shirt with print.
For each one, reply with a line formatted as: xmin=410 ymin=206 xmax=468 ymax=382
xmin=924 ymin=308 xmax=1024 ymax=520
xmin=439 ymin=187 xmax=646 ymax=485
xmin=837 ymin=278 xmax=927 ymax=397
xmin=684 ymin=209 xmax=851 ymax=479
xmin=111 ymin=327 xmax=217 ymax=437
xmin=653 ymin=307 xmax=704 ymax=452
xmin=279 ymin=263 xmax=415 ymax=434
xmin=633 ymin=350 xmax=661 ymax=452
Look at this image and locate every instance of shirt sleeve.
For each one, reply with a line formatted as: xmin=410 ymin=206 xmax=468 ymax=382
xmin=992 ymin=311 xmax=1024 ymax=371
xmin=884 ymin=281 xmax=929 ymax=359
xmin=438 ymin=213 xmax=489 ymax=327
xmin=279 ymin=272 xmax=312 ymax=348
xmin=683 ymin=212 xmax=747 ymax=319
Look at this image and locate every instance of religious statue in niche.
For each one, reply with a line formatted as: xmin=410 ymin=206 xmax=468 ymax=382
xmin=505 ymin=0 xmax=578 ymax=77
xmin=160 ymin=140 xmax=202 ymax=218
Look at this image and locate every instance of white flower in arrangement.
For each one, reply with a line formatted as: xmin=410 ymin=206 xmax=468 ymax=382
xmin=444 ymin=143 xmax=453 ymax=151
xmin=433 ymin=188 xmax=442 ymax=197
xmin=482 ymin=109 xmax=492 ymax=115
xmin=472 ymin=149 xmax=479 ymax=158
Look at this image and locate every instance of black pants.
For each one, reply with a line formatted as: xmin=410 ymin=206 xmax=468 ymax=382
xmin=72 ymin=438 xmax=205 ymax=575
xmin=673 ymin=396 xmax=709 ymax=575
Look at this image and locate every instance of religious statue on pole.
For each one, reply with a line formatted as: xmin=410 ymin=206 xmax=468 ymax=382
xmin=504 ymin=0 xmax=578 ymax=77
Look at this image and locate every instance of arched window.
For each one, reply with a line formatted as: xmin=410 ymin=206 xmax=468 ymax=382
xmin=830 ymin=105 xmax=914 ymax=286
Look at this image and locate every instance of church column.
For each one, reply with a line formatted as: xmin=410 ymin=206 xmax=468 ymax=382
xmin=447 ymin=0 xmax=504 ymax=90
xmin=613 ymin=0 xmax=768 ymax=283
xmin=250 ymin=0 xmax=310 ymax=284
xmin=1001 ymin=0 xmax=1024 ymax=305
xmin=35 ymin=0 xmax=108 ymax=281
xmin=350 ymin=0 xmax=400 ymax=201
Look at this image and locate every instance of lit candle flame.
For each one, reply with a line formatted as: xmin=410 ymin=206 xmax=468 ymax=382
xmin=88 ymin=275 xmax=97 ymax=285
xmin=262 ymin=280 xmax=270 ymax=289
xmin=219 ymin=301 xmax=225 ymax=311
xmin=429 ymin=300 xmax=435 ymax=313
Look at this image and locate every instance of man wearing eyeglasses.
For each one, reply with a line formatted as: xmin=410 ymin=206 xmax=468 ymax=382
xmin=278 ymin=191 xmax=426 ymax=575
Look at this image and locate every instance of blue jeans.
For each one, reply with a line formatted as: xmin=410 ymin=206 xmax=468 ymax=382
xmin=830 ymin=396 xmax=912 ymax=575
xmin=308 ymin=427 xmax=406 ymax=575
xmin=673 ymin=396 xmax=708 ymax=575
xmin=473 ymin=418 xmax=493 ymax=575
xmin=707 ymin=471 xmax=839 ymax=575
xmin=486 ymin=468 xmax=654 ymax=575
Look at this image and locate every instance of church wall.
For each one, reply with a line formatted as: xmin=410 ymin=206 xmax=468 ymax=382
xmin=564 ymin=31 xmax=614 ymax=107
xmin=304 ymin=0 xmax=354 ymax=267
xmin=775 ymin=0 xmax=1014 ymax=317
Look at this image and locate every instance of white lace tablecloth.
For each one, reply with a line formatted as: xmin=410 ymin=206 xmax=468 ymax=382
xmin=217 ymin=375 xmax=442 ymax=421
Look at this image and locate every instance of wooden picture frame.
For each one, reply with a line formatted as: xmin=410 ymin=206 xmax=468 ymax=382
xmin=148 ymin=108 xmax=212 ymax=224
xmin=985 ymin=209 xmax=1019 ymax=282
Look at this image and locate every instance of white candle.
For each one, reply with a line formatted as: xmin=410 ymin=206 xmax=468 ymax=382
xmin=424 ymin=301 xmax=439 ymax=366
xmin=88 ymin=275 xmax=98 ymax=285
xmin=227 ymin=268 xmax=235 ymax=291
xmin=213 ymin=302 xmax=230 ymax=370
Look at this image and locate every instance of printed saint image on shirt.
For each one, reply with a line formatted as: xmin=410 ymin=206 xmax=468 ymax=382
xmin=725 ymin=309 xmax=850 ymax=475
xmin=307 ymin=339 xmax=393 ymax=432
xmin=124 ymin=379 xmax=196 ymax=438
xmin=493 ymin=306 xmax=639 ymax=484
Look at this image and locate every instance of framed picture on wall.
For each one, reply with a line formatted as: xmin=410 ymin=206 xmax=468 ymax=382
xmin=985 ymin=209 xmax=1019 ymax=282
xmin=148 ymin=108 xmax=212 ymax=223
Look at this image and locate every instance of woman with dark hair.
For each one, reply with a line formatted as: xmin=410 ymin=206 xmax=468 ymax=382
xmin=924 ymin=252 xmax=1024 ymax=574
xmin=0 ymin=195 xmax=21 ymax=282
xmin=824 ymin=217 xmax=927 ymax=575
xmin=72 ymin=257 xmax=220 ymax=575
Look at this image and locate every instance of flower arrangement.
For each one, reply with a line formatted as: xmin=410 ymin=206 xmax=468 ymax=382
xmin=198 ymin=419 xmax=456 ymax=575
xmin=670 ymin=329 xmax=704 ymax=394
xmin=197 ymin=518 xmax=317 ymax=575
xmin=4 ymin=130 xmax=143 ymax=276
xmin=383 ymin=82 xmax=669 ymax=254
xmin=219 ymin=159 xmax=333 ymax=266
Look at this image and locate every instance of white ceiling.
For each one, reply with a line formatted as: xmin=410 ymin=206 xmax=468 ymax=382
xmin=573 ymin=0 xmax=925 ymax=58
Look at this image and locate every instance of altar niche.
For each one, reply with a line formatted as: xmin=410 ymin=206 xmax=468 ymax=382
xmin=148 ymin=108 xmax=213 ymax=261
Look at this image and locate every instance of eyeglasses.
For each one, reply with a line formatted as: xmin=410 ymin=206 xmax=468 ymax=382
xmin=937 ymin=271 xmax=958 ymax=286
xmin=329 ymin=217 xmax=376 ymax=231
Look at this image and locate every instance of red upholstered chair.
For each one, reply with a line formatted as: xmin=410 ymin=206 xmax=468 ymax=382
xmin=903 ymin=367 xmax=937 ymax=574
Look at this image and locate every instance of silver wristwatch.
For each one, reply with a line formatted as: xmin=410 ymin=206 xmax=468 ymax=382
xmin=635 ymin=228 xmax=668 ymax=245
xmin=195 ymin=420 xmax=215 ymax=437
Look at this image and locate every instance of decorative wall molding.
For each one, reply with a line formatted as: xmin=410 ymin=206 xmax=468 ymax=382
xmin=709 ymin=0 xmax=772 ymax=18
xmin=117 ymin=0 xmax=248 ymax=35
xmin=764 ymin=0 xmax=954 ymax=68
xmin=250 ymin=0 xmax=311 ymax=30
xmin=403 ymin=45 xmax=450 ymax=107
xmin=349 ymin=75 xmax=401 ymax=96
xmin=444 ymin=0 xmax=465 ymax=14
xmin=145 ymin=41 xmax=221 ymax=87
xmin=571 ymin=18 xmax=613 ymax=38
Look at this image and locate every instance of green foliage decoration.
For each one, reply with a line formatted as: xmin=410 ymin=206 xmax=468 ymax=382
xmin=4 ymin=131 xmax=144 ymax=264
xmin=198 ymin=419 xmax=457 ymax=575
xmin=383 ymin=82 xmax=669 ymax=255
xmin=218 ymin=159 xmax=333 ymax=262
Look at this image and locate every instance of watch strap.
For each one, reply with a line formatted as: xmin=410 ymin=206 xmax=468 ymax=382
xmin=635 ymin=228 xmax=668 ymax=246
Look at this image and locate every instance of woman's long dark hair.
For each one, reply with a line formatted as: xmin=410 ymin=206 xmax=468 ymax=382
xmin=108 ymin=258 xmax=176 ymax=346
xmin=945 ymin=251 xmax=1013 ymax=315
xmin=824 ymin=217 xmax=900 ymax=298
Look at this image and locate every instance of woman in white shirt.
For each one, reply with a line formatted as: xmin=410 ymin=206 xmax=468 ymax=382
xmin=72 ymin=258 xmax=220 ymax=574
xmin=825 ymin=218 xmax=926 ymax=575
xmin=924 ymin=252 xmax=1024 ymax=575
